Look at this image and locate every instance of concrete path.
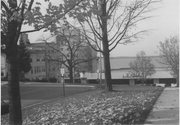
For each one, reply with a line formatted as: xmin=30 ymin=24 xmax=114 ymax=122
xmin=144 ymin=87 xmax=179 ymax=125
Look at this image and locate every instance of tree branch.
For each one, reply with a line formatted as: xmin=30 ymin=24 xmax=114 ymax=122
xmin=1 ymin=0 xmax=11 ymax=14
xmin=27 ymin=0 xmax=34 ymax=12
xmin=20 ymin=0 xmax=83 ymax=34
xmin=80 ymin=23 xmax=103 ymax=53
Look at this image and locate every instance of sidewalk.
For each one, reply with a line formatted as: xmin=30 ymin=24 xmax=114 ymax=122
xmin=144 ymin=87 xmax=179 ymax=125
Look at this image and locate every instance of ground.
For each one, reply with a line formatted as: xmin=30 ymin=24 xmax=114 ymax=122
xmin=1 ymin=84 xmax=163 ymax=125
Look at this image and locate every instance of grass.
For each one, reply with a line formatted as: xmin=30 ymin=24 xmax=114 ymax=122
xmin=1 ymin=85 xmax=163 ymax=125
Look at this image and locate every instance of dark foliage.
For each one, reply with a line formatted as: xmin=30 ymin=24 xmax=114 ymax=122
xmin=1 ymin=100 xmax=9 ymax=115
xmin=18 ymin=39 xmax=32 ymax=73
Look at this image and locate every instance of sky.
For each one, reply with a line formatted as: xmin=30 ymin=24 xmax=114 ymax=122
xmin=27 ymin=0 xmax=179 ymax=57
xmin=110 ymin=0 xmax=179 ymax=57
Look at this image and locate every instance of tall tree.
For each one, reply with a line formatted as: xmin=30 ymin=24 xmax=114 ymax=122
xmin=129 ymin=51 xmax=155 ymax=84
xmin=159 ymin=36 xmax=179 ymax=86
xmin=1 ymin=0 xmax=83 ymax=124
xmin=64 ymin=0 xmax=157 ymax=91
xmin=40 ymin=23 xmax=96 ymax=83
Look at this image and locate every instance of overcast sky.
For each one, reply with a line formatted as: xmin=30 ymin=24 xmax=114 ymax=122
xmin=110 ymin=0 xmax=179 ymax=57
xmin=27 ymin=0 xmax=179 ymax=57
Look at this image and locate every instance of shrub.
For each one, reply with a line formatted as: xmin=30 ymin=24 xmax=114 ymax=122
xmin=49 ymin=77 xmax=57 ymax=83
xmin=1 ymin=100 xmax=9 ymax=115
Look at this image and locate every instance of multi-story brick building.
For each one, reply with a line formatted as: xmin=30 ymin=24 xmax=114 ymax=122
xmin=1 ymin=31 xmax=98 ymax=81
xmin=25 ymin=36 xmax=97 ymax=81
xmin=25 ymin=42 xmax=57 ymax=80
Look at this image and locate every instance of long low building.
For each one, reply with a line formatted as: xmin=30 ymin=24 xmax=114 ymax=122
xmin=86 ymin=56 xmax=176 ymax=85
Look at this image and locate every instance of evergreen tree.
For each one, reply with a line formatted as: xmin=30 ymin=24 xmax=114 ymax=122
xmin=18 ymin=37 xmax=32 ymax=75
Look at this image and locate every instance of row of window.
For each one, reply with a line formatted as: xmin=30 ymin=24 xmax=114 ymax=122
xmin=31 ymin=66 xmax=46 ymax=74
xmin=30 ymin=66 xmax=56 ymax=74
xmin=36 ymin=58 xmax=45 ymax=62
xmin=45 ymin=48 xmax=65 ymax=54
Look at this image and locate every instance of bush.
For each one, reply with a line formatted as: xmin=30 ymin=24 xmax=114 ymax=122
xmin=1 ymin=76 xmax=8 ymax=81
xmin=31 ymin=78 xmax=48 ymax=82
xmin=20 ymin=78 xmax=30 ymax=82
xmin=49 ymin=77 xmax=57 ymax=83
xmin=1 ymin=100 xmax=9 ymax=115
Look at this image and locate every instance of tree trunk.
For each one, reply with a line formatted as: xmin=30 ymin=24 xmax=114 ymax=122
xmin=69 ymin=67 xmax=73 ymax=83
xmin=103 ymin=51 xmax=112 ymax=91
xmin=7 ymin=21 xmax=22 ymax=125
xmin=142 ymin=76 xmax=146 ymax=84
xmin=176 ymin=75 xmax=179 ymax=87
xmin=101 ymin=0 xmax=112 ymax=91
xmin=7 ymin=56 xmax=22 ymax=125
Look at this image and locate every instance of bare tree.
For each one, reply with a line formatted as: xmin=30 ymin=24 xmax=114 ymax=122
xmin=159 ymin=36 xmax=179 ymax=86
xmin=129 ymin=51 xmax=155 ymax=84
xmin=65 ymin=0 xmax=157 ymax=91
xmin=39 ymin=23 xmax=95 ymax=83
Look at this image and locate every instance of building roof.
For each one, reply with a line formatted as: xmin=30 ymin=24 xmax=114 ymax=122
xmin=98 ymin=56 xmax=173 ymax=79
xmin=27 ymin=42 xmax=57 ymax=53
xmin=101 ymin=56 xmax=168 ymax=70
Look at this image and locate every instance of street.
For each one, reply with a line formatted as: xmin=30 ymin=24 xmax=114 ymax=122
xmin=1 ymin=82 xmax=95 ymax=109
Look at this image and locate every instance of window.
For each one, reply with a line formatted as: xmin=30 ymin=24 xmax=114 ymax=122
xmin=42 ymin=66 xmax=45 ymax=72
xmin=37 ymin=67 xmax=40 ymax=73
xmin=36 ymin=59 xmax=40 ymax=62
xmin=42 ymin=58 xmax=45 ymax=61
xmin=31 ymin=69 xmax=33 ymax=74
xmin=1 ymin=72 xmax=4 ymax=77
xmin=34 ymin=67 xmax=36 ymax=74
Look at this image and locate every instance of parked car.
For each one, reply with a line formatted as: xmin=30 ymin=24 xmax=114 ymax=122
xmin=171 ymin=83 xmax=177 ymax=87
xmin=155 ymin=83 xmax=165 ymax=87
xmin=1 ymin=99 xmax=9 ymax=115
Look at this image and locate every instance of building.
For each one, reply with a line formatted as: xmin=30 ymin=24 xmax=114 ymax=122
xmin=25 ymin=42 xmax=61 ymax=80
xmin=77 ymin=45 xmax=98 ymax=73
xmin=25 ymin=36 xmax=97 ymax=81
xmin=85 ymin=56 xmax=176 ymax=85
xmin=20 ymin=33 xmax=30 ymax=45
xmin=1 ymin=31 xmax=97 ymax=81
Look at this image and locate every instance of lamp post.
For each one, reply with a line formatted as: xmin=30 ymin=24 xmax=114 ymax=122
xmin=60 ymin=68 xmax=65 ymax=97
xmin=97 ymin=69 xmax=99 ymax=84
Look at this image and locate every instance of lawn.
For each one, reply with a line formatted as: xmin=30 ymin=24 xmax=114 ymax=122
xmin=1 ymin=85 xmax=163 ymax=125
xmin=1 ymin=84 xmax=95 ymax=108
